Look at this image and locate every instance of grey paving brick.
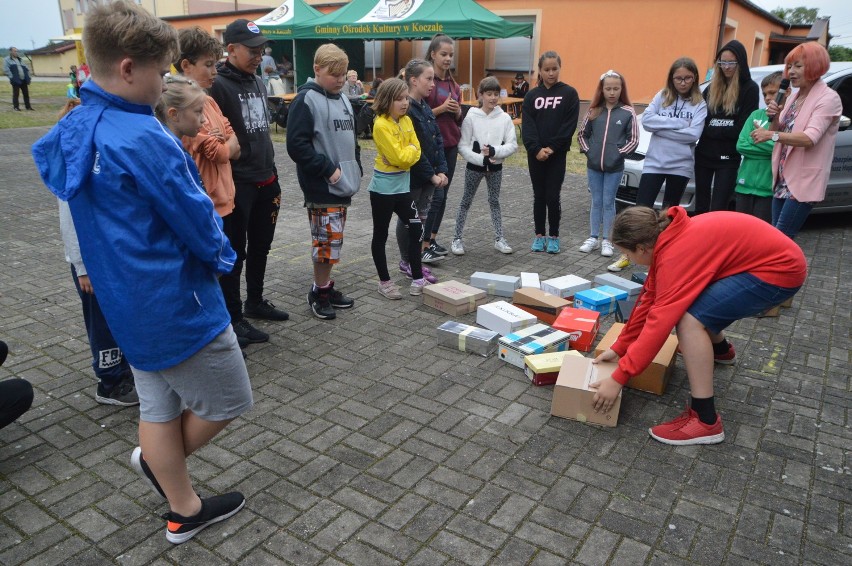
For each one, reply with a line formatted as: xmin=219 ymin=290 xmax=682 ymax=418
xmin=1 ymin=128 xmax=849 ymax=565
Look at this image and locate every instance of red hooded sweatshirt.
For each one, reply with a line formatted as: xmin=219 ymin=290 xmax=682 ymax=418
xmin=610 ymin=207 xmax=807 ymax=385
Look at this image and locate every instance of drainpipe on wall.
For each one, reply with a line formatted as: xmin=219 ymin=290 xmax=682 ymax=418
xmin=716 ymin=0 xmax=729 ymax=54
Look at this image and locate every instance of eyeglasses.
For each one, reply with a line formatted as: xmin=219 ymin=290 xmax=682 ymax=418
xmin=600 ymin=70 xmax=621 ymax=81
xmin=717 ymin=61 xmax=738 ymax=68
xmin=672 ymin=76 xmax=694 ymax=84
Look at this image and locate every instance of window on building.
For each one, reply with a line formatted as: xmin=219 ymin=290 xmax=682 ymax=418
xmin=752 ymin=35 xmax=765 ymax=66
xmin=364 ymin=40 xmax=382 ymax=70
xmin=488 ymin=15 xmax=535 ymax=72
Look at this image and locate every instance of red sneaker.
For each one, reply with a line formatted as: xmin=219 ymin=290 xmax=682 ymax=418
xmin=714 ymin=341 xmax=736 ymax=365
xmin=649 ymin=408 xmax=725 ymax=445
xmin=675 ymin=341 xmax=737 ymax=365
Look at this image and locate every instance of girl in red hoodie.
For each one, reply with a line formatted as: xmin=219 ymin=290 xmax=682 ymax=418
xmin=592 ymin=206 xmax=806 ymax=445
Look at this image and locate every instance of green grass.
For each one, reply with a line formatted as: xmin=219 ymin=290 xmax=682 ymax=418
xmin=0 ymin=81 xmax=69 ymax=129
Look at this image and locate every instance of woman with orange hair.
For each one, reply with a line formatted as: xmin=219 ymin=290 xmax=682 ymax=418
xmin=751 ymin=42 xmax=842 ymax=239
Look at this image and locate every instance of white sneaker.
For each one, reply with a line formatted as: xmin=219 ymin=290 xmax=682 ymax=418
xmin=494 ymin=238 xmax=513 ymax=254
xmin=410 ymin=278 xmax=428 ymax=296
xmin=451 ymin=238 xmax=465 ymax=256
xmin=378 ymin=280 xmax=402 ymax=300
xmin=601 ymin=240 xmax=614 ymax=257
xmin=579 ymin=237 xmax=599 ymax=253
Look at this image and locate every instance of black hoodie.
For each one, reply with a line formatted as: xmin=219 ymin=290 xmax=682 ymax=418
xmin=209 ymin=61 xmax=275 ymax=183
xmin=521 ymin=81 xmax=580 ymax=156
xmin=695 ymin=39 xmax=760 ymax=168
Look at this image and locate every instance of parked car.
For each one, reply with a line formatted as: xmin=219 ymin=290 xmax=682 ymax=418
xmin=617 ymin=62 xmax=852 ymax=213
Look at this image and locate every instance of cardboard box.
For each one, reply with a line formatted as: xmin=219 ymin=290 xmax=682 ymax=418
xmin=631 ymin=272 xmax=648 ymax=285
xmin=497 ymin=323 xmax=572 ymax=368
xmin=551 ymin=356 xmax=621 ymax=427
xmin=520 ymin=272 xmax=541 ymax=289
xmin=615 ymin=297 xmax=638 ymax=323
xmin=755 ymin=305 xmax=781 ymax=318
xmin=541 ymin=275 xmax=591 ymax=300
xmin=593 ymin=273 xmax=643 ymax=297
xmin=422 ymin=280 xmax=488 ymax=315
xmin=436 ymin=321 xmax=499 ymax=357
xmin=574 ymin=285 xmax=629 ymax=315
xmin=512 ymin=288 xmax=571 ymax=325
xmin=552 ymin=307 xmax=600 ymax=352
xmin=524 ymin=349 xmax=584 ymax=386
xmin=470 ymin=272 xmax=520 ymax=298
xmin=594 ymin=322 xmax=677 ymax=395
xmin=476 ymin=301 xmax=538 ymax=336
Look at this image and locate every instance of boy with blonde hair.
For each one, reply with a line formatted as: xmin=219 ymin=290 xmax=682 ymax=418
xmin=286 ymin=44 xmax=362 ymax=319
xmin=32 ymin=0 xmax=251 ymax=544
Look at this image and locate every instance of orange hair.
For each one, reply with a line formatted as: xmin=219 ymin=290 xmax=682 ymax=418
xmin=784 ymin=42 xmax=830 ymax=82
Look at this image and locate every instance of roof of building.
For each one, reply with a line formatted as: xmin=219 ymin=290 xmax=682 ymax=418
xmin=27 ymin=40 xmax=77 ymax=56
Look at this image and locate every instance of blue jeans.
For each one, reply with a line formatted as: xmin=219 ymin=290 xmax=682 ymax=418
xmin=772 ymin=197 xmax=812 ymax=240
xmin=587 ymin=168 xmax=621 ymax=239
xmin=687 ymin=272 xmax=800 ymax=334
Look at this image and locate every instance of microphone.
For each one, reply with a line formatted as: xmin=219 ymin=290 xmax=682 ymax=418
xmin=767 ymin=79 xmax=790 ymax=122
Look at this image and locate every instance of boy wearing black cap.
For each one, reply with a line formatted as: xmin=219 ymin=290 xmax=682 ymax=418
xmin=211 ymin=19 xmax=288 ymax=345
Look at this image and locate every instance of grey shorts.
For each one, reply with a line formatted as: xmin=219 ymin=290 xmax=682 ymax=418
xmin=131 ymin=328 xmax=253 ymax=423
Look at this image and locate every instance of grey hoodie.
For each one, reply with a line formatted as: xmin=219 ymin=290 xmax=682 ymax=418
xmin=286 ymin=78 xmax=362 ymax=205
xmin=641 ymin=90 xmax=708 ymax=178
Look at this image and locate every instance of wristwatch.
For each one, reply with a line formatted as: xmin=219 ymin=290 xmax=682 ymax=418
xmin=771 ymin=132 xmax=780 ymax=142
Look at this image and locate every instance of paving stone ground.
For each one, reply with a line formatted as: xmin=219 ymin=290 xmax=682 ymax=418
xmin=0 ymin=125 xmax=849 ymax=565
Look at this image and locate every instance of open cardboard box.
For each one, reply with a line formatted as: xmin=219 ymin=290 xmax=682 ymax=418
xmin=594 ymin=322 xmax=677 ymax=395
xmin=551 ymin=355 xmax=621 ymax=427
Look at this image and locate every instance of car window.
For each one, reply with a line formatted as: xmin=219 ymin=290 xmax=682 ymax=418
xmin=830 ymin=76 xmax=852 ymax=119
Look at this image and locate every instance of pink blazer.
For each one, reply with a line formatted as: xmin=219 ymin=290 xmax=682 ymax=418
xmin=771 ymin=79 xmax=842 ymax=203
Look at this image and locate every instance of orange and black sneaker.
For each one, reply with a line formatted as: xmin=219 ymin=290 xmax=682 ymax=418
xmin=164 ymin=492 xmax=245 ymax=544
xmin=130 ymin=447 xmax=165 ymax=499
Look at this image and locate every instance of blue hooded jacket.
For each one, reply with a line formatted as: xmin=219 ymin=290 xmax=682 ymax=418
xmin=32 ymin=81 xmax=237 ymax=371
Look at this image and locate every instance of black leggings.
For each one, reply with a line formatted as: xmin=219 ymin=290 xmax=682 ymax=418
xmin=637 ymin=173 xmax=690 ymax=209
xmin=370 ymin=191 xmax=423 ymax=281
xmin=528 ymin=151 xmax=567 ymax=237
xmin=694 ymin=165 xmax=738 ymax=214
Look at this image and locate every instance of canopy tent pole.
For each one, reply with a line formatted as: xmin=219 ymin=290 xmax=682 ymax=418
xmin=468 ymin=38 xmax=473 ymax=103
xmin=371 ymin=41 xmax=376 ymax=80
xmin=528 ymin=37 xmax=534 ymax=83
xmin=292 ymin=39 xmax=297 ymax=92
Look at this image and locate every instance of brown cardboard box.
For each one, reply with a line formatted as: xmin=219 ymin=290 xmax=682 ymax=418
xmin=594 ymin=322 xmax=678 ymax=395
xmin=551 ymin=356 xmax=621 ymax=427
xmin=422 ymin=280 xmax=488 ymax=315
xmin=512 ymin=288 xmax=571 ymax=325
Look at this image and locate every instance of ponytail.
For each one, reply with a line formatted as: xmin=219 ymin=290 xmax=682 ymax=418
xmin=611 ymin=207 xmax=671 ymax=251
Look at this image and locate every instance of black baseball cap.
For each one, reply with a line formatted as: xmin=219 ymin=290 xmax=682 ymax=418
xmin=223 ymin=19 xmax=270 ymax=47
xmin=515 ymin=72 xmax=525 ymax=79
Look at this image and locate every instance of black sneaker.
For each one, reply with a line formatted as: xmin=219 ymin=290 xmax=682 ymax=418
xmin=95 ymin=374 xmax=139 ymax=406
xmin=244 ymin=299 xmax=289 ymax=321
xmin=421 ymin=247 xmax=446 ymax=264
xmin=130 ymin=447 xmax=166 ymax=499
xmin=233 ymin=319 xmax=269 ymax=343
xmin=429 ymin=242 xmax=449 ymax=256
xmin=163 ymin=492 xmax=245 ymax=544
xmin=327 ymin=281 xmax=354 ymax=309
xmin=307 ymin=287 xmax=336 ymax=320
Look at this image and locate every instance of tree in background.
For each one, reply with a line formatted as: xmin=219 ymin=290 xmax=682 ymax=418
xmin=828 ymin=46 xmax=852 ymax=61
xmin=771 ymin=6 xmax=818 ymax=24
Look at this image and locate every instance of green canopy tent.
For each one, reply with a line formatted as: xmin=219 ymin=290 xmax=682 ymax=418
xmin=291 ymin=0 xmax=534 ymax=85
xmin=254 ymin=0 xmax=325 ymax=89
